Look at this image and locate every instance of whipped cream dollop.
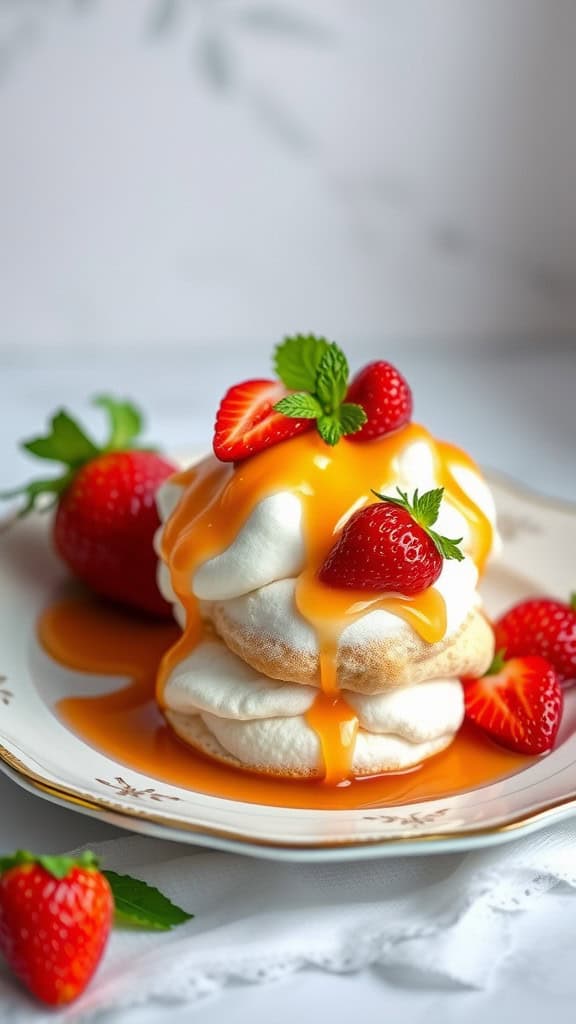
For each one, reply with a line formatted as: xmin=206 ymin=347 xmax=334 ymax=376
xmin=163 ymin=635 xmax=465 ymax=774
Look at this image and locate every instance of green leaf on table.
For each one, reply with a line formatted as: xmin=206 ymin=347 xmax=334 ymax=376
xmin=104 ymin=870 xmax=193 ymax=931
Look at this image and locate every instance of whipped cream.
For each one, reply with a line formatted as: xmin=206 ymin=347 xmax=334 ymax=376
xmin=163 ymin=635 xmax=465 ymax=774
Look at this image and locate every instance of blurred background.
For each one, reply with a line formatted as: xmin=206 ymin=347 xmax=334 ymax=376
xmin=1 ymin=0 xmax=575 ymax=495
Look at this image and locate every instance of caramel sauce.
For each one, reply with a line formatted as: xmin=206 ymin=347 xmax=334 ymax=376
xmin=40 ymin=596 xmax=534 ymax=810
xmin=156 ymin=425 xmax=494 ymax=782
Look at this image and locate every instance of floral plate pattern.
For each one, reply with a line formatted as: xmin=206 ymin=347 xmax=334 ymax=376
xmin=0 ymin=472 xmax=575 ymax=862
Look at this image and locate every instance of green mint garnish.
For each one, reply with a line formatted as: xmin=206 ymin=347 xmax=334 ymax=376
xmin=273 ymin=334 xmax=367 ymax=446
xmin=1 ymin=396 xmax=149 ymax=517
xmin=273 ymin=333 xmax=332 ymax=391
xmin=372 ymin=486 xmax=465 ymax=562
xmin=104 ymin=870 xmax=193 ymax=931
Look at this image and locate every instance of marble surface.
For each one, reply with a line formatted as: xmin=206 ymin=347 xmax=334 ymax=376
xmin=2 ymin=1 xmax=576 ymax=350
xmin=0 ymin=344 xmax=575 ymax=1022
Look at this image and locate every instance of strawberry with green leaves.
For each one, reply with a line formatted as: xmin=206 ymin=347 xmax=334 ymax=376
xmin=2 ymin=397 xmax=176 ymax=617
xmin=0 ymin=849 xmax=192 ymax=1007
xmin=319 ymin=487 xmax=464 ymax=595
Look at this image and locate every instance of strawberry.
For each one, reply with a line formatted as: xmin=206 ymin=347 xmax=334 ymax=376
xmin=319 ymin=487 xmax=464 ymax=594
xmin=213 ymin=379 xmax=313 ymax=462
xmin=0 ymin=851 xmax=113 ymax=1006
xmin=463 ymin=654 xmax=563 ymax=754
xmin=494 ymin=596 xmax=576 ymax=687
xmin=2 ymin=397 xmax=176 ymax=617
xmin=345 ymin=360 xmax=413 ymax=441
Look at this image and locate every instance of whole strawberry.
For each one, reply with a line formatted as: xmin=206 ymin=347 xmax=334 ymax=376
xmin=463 ymin=653 xmax=563 ymax=754
xmin=494 ymin=596 xmax=576 ymax=687
xmin=319 ymin=486 xmax=464 ymax=594
xmin=346 ymin=360 xmax=413 ymax=441
xmin=3 ymin=397 xmax=176 ymax=617
xmin=0 ymin=851 xmax=113 ymax=1006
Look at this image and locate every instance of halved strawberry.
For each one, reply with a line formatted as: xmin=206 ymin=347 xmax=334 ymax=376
xmin=213 ymin=379 xmax=313 ymax=462
xmin=463 ymin=654 xmax=563 ymax=755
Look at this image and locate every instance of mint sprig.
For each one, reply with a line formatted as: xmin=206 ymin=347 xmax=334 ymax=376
xmin=1 ymin=396 xmax=148 ymax=517
xmin=273 ymin=334 xmax=367 ymax=446
xmin=104 ymin=870 xmax=193 ymax=931
xmin=372 ymin=486 xmax=465 ymax=562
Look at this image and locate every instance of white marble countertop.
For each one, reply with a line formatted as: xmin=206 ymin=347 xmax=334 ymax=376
xmin=0 ymin=343 xmax=575 ymax=1023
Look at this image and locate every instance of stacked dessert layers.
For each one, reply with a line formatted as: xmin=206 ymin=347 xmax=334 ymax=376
xmin=155 ymin=413 xmax=498 ymax=783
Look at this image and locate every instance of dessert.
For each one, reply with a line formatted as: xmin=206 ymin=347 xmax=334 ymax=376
xmin=155 ymin=336 xmax=499 ymax=783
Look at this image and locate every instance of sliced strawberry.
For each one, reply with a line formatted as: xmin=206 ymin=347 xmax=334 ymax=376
xmin=463 ymin=654 xmax=563 ymax=755
xmin=213 ymin=379 xmax=313 ymax=462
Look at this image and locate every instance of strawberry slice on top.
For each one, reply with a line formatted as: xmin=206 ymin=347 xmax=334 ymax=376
xmin=463 ymin=653 xmax=563 ymax=755
xmin=213 ymin=379 xmax=314 ymax=462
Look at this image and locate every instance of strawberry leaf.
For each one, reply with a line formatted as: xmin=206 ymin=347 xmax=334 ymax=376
xmin=23 ymin=411 xmax=98 ymax=466
xmin=104 ymin=870 xmax=193 ymax=930
xmin=274 ymin=393 xmax=323 ymax=419
xmin=95 ymin=396 xmax=144 ymax=451
xmin=0 ymin=850 xmax=100 ymax=878
xmin=274 ymin=334 xmax=331 ymax=391
xmin=315 ymin=343 xmax=349 ymax=409
xmin=0 ymin=474 xmax=71 ymax=516
xmin=428 ymin=530 xmax=465 ymax=562
xmin=413 ymin=487 xmax=443 ymax=528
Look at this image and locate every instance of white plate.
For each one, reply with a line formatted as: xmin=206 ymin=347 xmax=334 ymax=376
xmin=1 ymin=473 xmax=575 ymax=861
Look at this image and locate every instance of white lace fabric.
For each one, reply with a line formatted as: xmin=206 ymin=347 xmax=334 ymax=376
xmin=1 ymin=824 xmax=576 ymax=1021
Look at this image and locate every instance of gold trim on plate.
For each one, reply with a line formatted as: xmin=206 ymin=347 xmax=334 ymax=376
xmin=1 ymin=741 xmax=576 ymax=851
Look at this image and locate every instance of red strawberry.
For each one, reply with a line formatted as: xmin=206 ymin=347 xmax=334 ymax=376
xmin=346 ymin=360 xmax=413 ymax=441
xmin=494 ymin=596 xmax=576 ymax=687
xmin=2 ymin=397 xmax=176 ymax=617
xmin=319 ymin=487 xmax=463 ymax=594
xmin=463 ymin=654 xmax=563 ymax=755
xmin=0 ymin=851 xmax=113 ymax=1006
xmin=213 ymin=379 xmax=313 ymax=462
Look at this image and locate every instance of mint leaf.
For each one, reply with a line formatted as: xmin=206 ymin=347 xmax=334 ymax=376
xmin=317 ymin=414 xmax=343 ymax=446
xmin=274 ymin=334 xmax=331 ymax=391
xmin=315 ymin=343 xmax=349 ymax=409
xmin=414 ymin=487 xmax=443 ymax=528
xmin=274 ymin=393 xmax=323 ymax=419
xmin=94 ymin=396 xmax=143 ymax=451
xmin=338 ymin=403 xmax=367 ymax=436
xmin=23 ymin=411 xmax=98 ymax=467
xmin=104 ymin=870 xmax=193 ymax=930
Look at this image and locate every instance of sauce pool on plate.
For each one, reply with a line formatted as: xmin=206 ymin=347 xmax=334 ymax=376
xmin=38 ymin=595 xmax=534 ymax=812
